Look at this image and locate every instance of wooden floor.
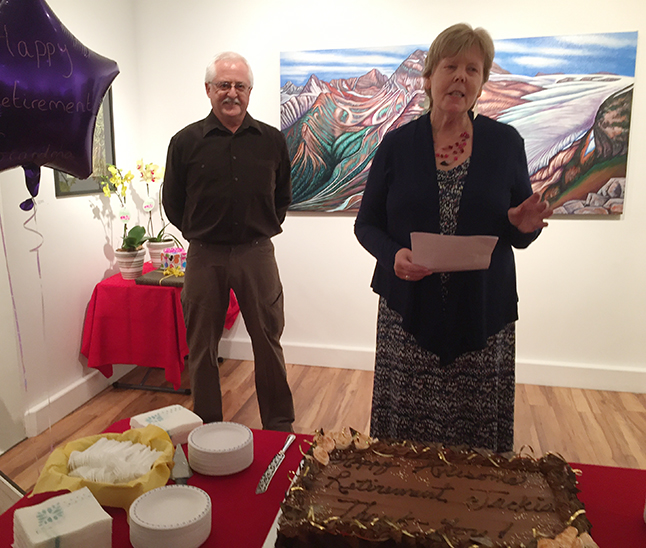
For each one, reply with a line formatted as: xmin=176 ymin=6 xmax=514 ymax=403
xmin=0 ymin=360 xmax=644 ymax=494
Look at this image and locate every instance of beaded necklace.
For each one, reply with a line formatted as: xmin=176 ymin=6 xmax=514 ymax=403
xmin=435 ymin=131 xmax=471 ymax=167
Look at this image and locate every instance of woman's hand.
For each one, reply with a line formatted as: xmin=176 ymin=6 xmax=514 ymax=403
xmin=394 ymin=248 xmax=433 ymax=281
xmin=508 ymin=193 xmax=553 ymax=233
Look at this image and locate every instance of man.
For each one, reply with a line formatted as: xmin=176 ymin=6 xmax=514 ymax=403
xmin=163 ymin=52 xmax=294 ymax=432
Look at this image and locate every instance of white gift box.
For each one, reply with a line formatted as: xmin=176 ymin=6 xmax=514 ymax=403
xmin=161 ymin=247 xmax=187 ymax=271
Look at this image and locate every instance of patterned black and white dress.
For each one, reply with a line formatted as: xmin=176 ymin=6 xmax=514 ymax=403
xmin=370 ymin=158 xmax=516 ymax=453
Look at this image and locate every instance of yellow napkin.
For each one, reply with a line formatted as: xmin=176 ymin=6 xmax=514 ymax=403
xmin=32 ymin=425 xmax=173 ymax=510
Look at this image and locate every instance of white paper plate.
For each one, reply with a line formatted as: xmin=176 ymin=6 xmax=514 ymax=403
xmin=188 ymin=422 xmax=252 ymax=453
xmin=129 ymin=485 xmax=211 ymax=531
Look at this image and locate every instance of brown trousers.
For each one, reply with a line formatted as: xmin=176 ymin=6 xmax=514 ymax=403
xmin=182 ymin=238 xmax=294 ymax=431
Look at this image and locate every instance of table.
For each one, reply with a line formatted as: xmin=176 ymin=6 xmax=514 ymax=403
xmin=0 ymin=420 xmax=309 ymax=548
xmin=81 ymin=263 xmax=239 ymax=391
xmin=1 ymin=427 xmax=644 ymax=547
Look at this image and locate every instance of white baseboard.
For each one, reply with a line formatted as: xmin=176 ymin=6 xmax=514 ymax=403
xmin=516 ymin=359 xmax=646 ymax=393
xmin=222 ymin=337 xmax=646 ymax=393
xmin=218 ymin=338 xmax=376 ymax=370
xmin=24 ymin=365 xmax=135 ymax=438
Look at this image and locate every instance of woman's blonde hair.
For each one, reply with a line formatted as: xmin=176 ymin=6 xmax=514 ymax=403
xmin=422 ymin=23 xmax=495 ymax=108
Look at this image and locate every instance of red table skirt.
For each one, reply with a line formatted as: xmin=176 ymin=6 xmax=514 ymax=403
xmin=81 ymin=263 xmax=239 ymax=389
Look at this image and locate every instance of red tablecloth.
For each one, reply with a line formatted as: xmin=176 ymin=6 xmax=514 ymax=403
xmin=0 ymin=420 xmax=311 ymax=548
xmin=81 ymin=263 xmax=239 ymax=389
xmin=572 ymin=461 xmax=646 ymax=546
xmin=1 ymin=419 xmax=644 ymax=547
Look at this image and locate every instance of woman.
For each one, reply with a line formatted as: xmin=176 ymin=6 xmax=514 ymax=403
xmin=354 ymin=23 xmax=552 ymax=453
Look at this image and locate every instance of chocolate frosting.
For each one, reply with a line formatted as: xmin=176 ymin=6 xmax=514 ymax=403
xmin=276 ymin=439 xmax=591 ymax=548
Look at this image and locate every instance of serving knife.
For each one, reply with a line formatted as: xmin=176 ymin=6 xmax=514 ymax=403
xmin=170 ymin=444 xmax=192 ymax=484
xmin=255 ymin=433 xmax=296 ymax=494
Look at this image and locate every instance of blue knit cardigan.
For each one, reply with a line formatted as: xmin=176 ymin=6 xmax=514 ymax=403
xmin=354 ymin=112 xmax=541 ymax=364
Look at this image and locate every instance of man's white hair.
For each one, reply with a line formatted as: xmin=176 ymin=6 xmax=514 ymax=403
xmin=205 ymin=52 xmax=254 ymax=87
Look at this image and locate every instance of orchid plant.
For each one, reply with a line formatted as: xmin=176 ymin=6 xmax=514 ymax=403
xmin=100 ymin=160 xmax=180 ymax=252
xmin=100 ymin=164 xmax=138 ymax=248
xmin=100 ymin=164 xmax=134 ymax=209
xmin=120 ymin=225 xmax=148 ymax=252
xmin=137 ymin=159 xmax=181 ymax=246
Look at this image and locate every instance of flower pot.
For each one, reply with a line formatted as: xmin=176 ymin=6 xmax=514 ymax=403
xmin=115 ymin=248 xmax=146 ymax=280
xmin=146 ymin=240 xmax=173 ymax=269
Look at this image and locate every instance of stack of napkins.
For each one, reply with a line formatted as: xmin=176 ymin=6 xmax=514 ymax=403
xmin=130 ymin=405 xmax=202 ymax=445
xmin=13 ymin=487 xmax=111 ymax=548
xmin=68 ymin=438 xmax=163 ymax=484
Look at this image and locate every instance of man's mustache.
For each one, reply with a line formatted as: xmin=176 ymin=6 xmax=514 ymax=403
xmin=222 ymin=97 xmax=241 ymax=105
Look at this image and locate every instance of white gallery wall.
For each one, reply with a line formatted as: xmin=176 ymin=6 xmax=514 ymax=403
xmin=0 ymin=0 xmax=143 ymax=448
xmin=0 ymin=0 xmax=645 ymax=446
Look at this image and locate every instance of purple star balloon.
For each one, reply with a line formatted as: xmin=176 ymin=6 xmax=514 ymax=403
xmin=0 ymin=0 xmax=119 ymax=209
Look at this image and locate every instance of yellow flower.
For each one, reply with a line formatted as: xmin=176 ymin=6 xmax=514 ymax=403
xmin=137 ymin=161 xmax=163 ymax=184
xmin=101 ymin=164 xmax=134 ymax=207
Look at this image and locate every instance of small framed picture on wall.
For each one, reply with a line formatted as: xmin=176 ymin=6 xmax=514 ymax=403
xmin=54 ymin=88 xmax=115 ymax=197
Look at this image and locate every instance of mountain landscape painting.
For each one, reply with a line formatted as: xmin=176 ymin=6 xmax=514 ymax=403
xmin=280 ymin=32 xmax=637 ymax=214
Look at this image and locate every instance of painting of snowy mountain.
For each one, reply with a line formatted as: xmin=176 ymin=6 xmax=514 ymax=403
xmin=280 ymin=32 xmax=637 ymax=214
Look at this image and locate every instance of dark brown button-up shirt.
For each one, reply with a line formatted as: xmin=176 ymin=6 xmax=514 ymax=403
xmin=163 ymin=111 xmax=292 ymax=245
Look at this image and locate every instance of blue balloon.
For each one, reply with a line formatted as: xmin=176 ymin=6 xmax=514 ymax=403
xmin=0 ymin=0 xmax=119 ymax=209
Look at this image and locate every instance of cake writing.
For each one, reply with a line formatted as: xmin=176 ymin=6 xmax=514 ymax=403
xmin=466 ymin=487 xmax=555 ymax=513
xmin=415 ymin=463 xmax=529 ymax=486
xmin=335 ymin=498 xmax=417 ymax=523
xmin=324 ymin=470 xmax=454 ymax=501
xmin=334 ymin=499 xmax=498 ymax=542
xmin=336 ymin=452 xmax=400 ymax=476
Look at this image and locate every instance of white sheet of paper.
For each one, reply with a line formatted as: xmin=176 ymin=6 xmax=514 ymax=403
xmin=410 ymin=232 xmax=499 ymax=272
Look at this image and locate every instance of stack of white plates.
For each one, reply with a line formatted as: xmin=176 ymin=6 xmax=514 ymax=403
xmin=129 ymin=485 xmax=211 ymax=548
xmin=187 ymin=422 xmax=253 ymax=475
